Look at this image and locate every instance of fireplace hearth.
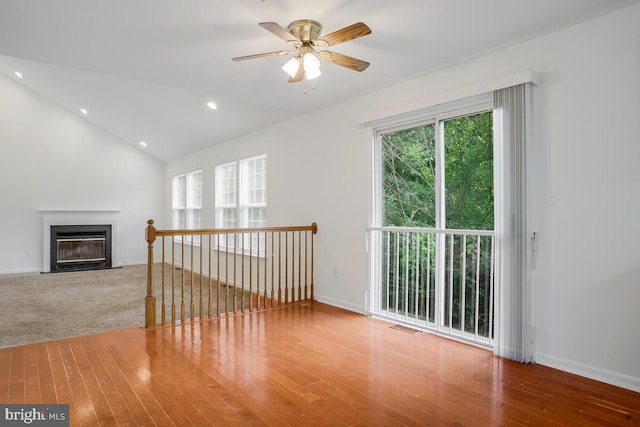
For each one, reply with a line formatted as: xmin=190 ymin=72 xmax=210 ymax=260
xmin=50 ymin=224 xmax=112 ymax=272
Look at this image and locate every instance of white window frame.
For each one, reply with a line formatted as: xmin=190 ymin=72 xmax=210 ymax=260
xmin=215 ymin=154 xmax=267 ymax=256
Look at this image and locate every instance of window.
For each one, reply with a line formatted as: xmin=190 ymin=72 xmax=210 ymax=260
xmin=381 ymin=121 xmax=437 ymax=228
xmin=215 ymin=155 xmax=267 ymax=252
xmin=443 ymin=113 xmax=494 ymax=230
xmin=172 ymin=174 xmax=186 ymax=229
xmin=242 ymin=155 xmax=267 ymax=229
xmin=216 ymin=162 xmax=238 ymax=228
xmin=379 ymin=110 xmax=493 ymax=230
xmin=172 ymin=170 xmax=202 ymax=239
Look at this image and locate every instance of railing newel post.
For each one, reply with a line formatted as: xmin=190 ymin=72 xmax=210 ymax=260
xmin=145 ymin=219 xmax=157 ymax=328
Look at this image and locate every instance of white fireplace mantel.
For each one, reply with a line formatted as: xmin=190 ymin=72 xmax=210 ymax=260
xmin=41 ymin=210 xmax=120 ymax=272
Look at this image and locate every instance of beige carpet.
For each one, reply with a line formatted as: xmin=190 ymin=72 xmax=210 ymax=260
xmin=0 ymin=264 xmax=244 ymax=349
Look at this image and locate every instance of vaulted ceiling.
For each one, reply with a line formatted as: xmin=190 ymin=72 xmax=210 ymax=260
xmin=1 ymin=0 xmax=637 ymax=161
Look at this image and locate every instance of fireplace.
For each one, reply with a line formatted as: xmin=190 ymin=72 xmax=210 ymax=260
xmin=50 ymin=225 xmax=113 ymax=272
xmin=41 ymin=210 xmax=119 ymax=273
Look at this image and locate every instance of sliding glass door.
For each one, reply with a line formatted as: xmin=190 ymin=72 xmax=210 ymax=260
xmin=370 ymin=107 xmax=495 ymax=347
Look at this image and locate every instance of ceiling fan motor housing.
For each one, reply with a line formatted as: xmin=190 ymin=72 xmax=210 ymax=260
xmin=287 ymin=20 xmax=323 ymax=42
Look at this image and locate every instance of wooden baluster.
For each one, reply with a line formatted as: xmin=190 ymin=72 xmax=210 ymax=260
xmin=293 ymin=232 xmax=296 ymax=302
xmin=312 ymin=222 xmax=317 ymax=300
xmin=216 ymin=234 xmax=221 ymax=317
xmin=278 ymin=232 xmax=282 ymax=306
xmin=298 ymin=230 xmax=302 ymax=302
xmin=304 ymin=230 xmax=308 ymax=301
xmin=161 ymin=236 xmax=166 ymax=325
xmin=145 ymin=220 xmax=156 ymax=328
xmin=251 ymin=233 xmax=260 ymax=310
xmin=270 ymin=232 xmax=275 ymax=308
xmin=241 ymin=232 xmax=245 ymax=312
xmin=190 ymin=237 xmax=194 ymax=321
xmin=208 ymin=234 xmax=212 ymax=318
xmin=264 ymin=232 xmax=268 ymax=308
xmin=249 ymin=232 xmax=254 ymax=311
xmin=199 ymin=234 xmax=203 ymax=321
xmin=285 ymin=231 xmax=289 ymax=305
xmin=171 ymin=236 xmax=176 ymax=323
xmin=225 ymin=232 xmax=229 ymax=315
xmin=262 ymin=232 xmax=266 ymax=308
xmin=233 ymin=233 xmax=237 ymax=314
xmin=181 ymin=236 xmax=185 ymax=323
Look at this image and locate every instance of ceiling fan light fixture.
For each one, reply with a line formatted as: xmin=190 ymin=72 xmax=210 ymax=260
xmin=305 ymin=66 xmax=321 ymax=80
xmin=302 ymin=52 xmax=321 ymax=80
xmin=281 ymin=56 xmax=301 ymax=78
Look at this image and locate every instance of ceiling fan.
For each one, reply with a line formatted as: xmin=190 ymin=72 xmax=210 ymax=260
xmin=232 ymin=20 xmax=371 ymax=83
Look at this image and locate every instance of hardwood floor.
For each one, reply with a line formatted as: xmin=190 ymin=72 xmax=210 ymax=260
xmin=1 ymin=302 xmax=639 ymax=426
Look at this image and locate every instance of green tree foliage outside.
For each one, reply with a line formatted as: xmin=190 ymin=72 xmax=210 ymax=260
xmin=444 ymin=113 xmax=494 ymax=230
xmin=381 ymin=112 xmax=493 ymax=230
xmin=382 ymin=123 xmax=436 ymax=227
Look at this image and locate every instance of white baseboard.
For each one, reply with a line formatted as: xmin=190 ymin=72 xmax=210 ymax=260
xmin=313 ymin=294 xmax=365 ymax=314
xmin=536 ymin=352 xmax=640 ymax=393
xmin=0 ymin=267 xmax=41 ymax=275
xmin=121 ymin=260 xmax=147 ymax=266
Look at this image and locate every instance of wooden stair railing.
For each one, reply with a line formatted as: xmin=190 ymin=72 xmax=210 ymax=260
xmin=145 ymin=220 xmax=318 ymax=328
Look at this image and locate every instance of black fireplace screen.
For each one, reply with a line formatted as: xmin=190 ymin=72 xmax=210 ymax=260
xmin=57 ymin=238 xmax=106 ymax=263
xmin=50 ymin=225 xmax=112 ymax=272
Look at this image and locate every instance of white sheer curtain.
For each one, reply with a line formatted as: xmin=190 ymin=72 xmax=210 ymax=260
xmin=493 ymin=83 xmax=534 ymax=363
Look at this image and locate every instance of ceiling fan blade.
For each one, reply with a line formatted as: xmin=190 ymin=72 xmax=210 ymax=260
xmin=318 ymin=22 xmax=371 ymax=47
xmin=288 ymin=62 xmax=305 ymax=83
xmin=321 ymin=51 xmax=370 ymax=72
xmin=232 ymin=51 xmax=291 ymax=61
xmin=259 ymin=22 xmax=299 ymax=43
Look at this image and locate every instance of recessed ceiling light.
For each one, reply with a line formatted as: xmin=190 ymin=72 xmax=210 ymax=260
xmin=80 ymin=108 xmax=88 ymax=115
xmin=206 ymin=101 xmax=218 ymax=110
xmin=140 ymin=141 xmax=148 ymax=147
xmin=14 ymin=71 xmax=24 ymax=79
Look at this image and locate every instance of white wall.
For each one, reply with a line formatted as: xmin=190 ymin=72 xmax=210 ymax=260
xmin=0 ymin=74 xmax=165 ymax=273
xmin=167 ymin=4 xmax=640 ymax=391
